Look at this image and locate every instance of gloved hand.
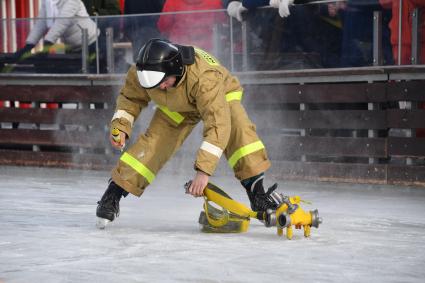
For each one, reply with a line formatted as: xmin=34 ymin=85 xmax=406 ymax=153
xmin=269 ymin=0 xmax=294 ymax=18
xmin=227 ymin=1 xmax=248 ymax=22
xmin=13 ymin=43 xmax=35 ymax=60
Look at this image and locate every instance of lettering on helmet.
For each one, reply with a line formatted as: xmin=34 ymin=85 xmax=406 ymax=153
xmin=195 ymin=48 xmax=220 ymax=66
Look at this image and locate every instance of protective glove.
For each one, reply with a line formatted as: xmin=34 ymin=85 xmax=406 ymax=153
xmin=227 ymin=1 xmax=248 ymax=22
xmin=13 ymin=43 xmax=35 ymax=60
xmin=269 ymin=0 xmax=294 ymax=18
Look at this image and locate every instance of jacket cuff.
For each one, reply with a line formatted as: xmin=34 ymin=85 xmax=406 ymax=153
xmin=194 ymin=149 xmax=220 ymax=176
xmin=111 ymin=118 xmax=132 ymax=138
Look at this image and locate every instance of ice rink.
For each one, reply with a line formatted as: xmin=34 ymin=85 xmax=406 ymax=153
xmin=1 ymin=165 xmax=425 ymax=283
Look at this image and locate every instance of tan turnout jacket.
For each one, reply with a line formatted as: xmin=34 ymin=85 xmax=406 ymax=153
xmin=111 ymin=48 xmax=270 ymax=196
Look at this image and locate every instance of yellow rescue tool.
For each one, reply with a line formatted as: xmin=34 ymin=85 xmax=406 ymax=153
xmin=185 ymin=181 xmax=322 ymax=240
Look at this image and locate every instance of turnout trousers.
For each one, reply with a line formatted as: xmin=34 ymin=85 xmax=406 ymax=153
xmin=112 ymin=100 xmax=271 ymax=196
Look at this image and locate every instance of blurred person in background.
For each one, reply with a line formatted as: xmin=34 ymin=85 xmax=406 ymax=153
xmin=11 ymin=0 xmax=99 ymax=110
xmin=339 ymin=0 xmax=393 ymax=67
xmin=10 ymin=0 xmax=99 ymax=116
xmin=81 ymin=0 xmax=121 ymax=16
xmin=379 ymin=0 xmax=425 ymax=65
xmin=81 ymin=0 xmax=121 ymax=72
xmin=14 ymin=0 xmax=98 ymax=61
xmin=157 ymin=0 xmax=226 ymax=51
xmin=81 ymin=0 xmax=121 ymax=38
xmin=124 ymin=0 xmax=165 ymax=62
xmin=380 ymin=0 xmax=425 ymax=137
xmin=226 ymin=0 xmax=342 ymax=69
xmin=226 ymin=0 xmax=286 ymax=68
xmin=227 ymin=0 xmax=313 ymax=21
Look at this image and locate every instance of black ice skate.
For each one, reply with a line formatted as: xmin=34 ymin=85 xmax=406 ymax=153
xmin=247 ymin=183 xmax=279 ymax=213
xmin=242 ymin=174 xmax=279 ymax=213
xmin=96 ymin=181 xmax=128 ymax=229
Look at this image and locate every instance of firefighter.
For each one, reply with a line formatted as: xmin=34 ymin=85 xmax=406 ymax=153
xmin=96 ymin=38 xmax=279 ymax=227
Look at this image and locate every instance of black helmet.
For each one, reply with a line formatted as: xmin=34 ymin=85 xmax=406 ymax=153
xmin=136 ymin=38 xmax=185 ymax=89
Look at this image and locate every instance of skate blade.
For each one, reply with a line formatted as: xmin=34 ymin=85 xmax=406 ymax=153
xmin=96 ymin=217 xmax=111 ymax=229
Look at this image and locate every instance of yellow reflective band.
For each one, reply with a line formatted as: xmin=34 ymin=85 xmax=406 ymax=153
xmin=120 ymin=152 xmax=155 ymax=184
xmin=158 ymin=105 xmax=185 ymax=124
xmin=194 ymin=48 xmax=220 ymax=66
xmin=226 ymin=91 xmax=243 ymax=102
xmin=228 ymin=141 xmax=265 ymax=168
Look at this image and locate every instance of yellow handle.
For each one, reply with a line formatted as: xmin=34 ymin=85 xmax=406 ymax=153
xmin=111 ymin=128 xmax=121 ymax=143
xmin=204 ymin=184 xmax=256 ymax=219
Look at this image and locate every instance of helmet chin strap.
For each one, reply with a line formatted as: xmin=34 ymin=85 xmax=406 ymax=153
xmin=173 ymin=67 xmax=186 ymax=87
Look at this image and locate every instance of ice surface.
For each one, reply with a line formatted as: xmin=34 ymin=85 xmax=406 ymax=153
xmin=1 ymin=165 xmax=425 ymax=283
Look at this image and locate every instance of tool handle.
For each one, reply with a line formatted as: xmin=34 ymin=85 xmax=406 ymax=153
xmin=111 ymin=128 xmax=121 ymax=143
xmin=111 ymin=127 xmax=125 ymax=152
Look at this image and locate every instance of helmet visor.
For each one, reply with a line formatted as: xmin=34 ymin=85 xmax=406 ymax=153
xmin=137 ymin=70 xmax=166 ymax=89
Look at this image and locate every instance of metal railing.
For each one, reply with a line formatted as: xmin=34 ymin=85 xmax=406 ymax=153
xmin=0 ymin=1 xmax=422 ymax=74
